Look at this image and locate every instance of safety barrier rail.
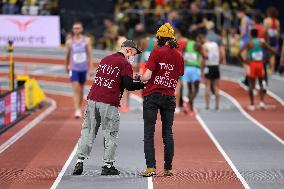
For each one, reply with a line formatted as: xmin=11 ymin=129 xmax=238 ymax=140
xmin=0 ymin=86 xmax=26 ymax=134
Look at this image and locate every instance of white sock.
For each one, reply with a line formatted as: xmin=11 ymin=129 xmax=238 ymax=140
xmin=77 ymin=158 xmax=84 ymax=163
xmin=104 ymin=162 xmax=112 ymax=168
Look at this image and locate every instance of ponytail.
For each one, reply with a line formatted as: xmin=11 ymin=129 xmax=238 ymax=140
xmin=168 ymin=38 xmax=179 ymax=49
xmin=157 ymin=37 xmax=179 ymax=49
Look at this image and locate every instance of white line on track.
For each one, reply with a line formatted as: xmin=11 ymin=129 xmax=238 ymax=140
xmin=195 ymin=113 xmax=250 ymax=189
xmin=0 ymin=98 xmax=57 ymax=154
xmin=50 ymin=94 xmax=149 ymax=189
xmin=147 ymin=177 xmax=153 ymax=189
xmin=183 ymin=93 xmax=250 ymax=188
xmin=50 ymin=144 xmax=78 ymax=189
xmin=222 ymin=76 xmax=284 ymax=106
xmin=219 ymin=90 xmax=284 ymax=146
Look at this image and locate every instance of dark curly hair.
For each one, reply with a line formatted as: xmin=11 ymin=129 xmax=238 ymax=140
xmin=157 ymin=37 xmax=179 ymax=49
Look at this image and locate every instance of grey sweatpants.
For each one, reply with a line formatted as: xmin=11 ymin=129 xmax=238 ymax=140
xmin=76 ymin=100 xmax=120 ymax=163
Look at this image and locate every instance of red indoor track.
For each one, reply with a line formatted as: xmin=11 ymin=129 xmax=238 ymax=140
xmin=1 ymin=54 xmax=284 ymax=189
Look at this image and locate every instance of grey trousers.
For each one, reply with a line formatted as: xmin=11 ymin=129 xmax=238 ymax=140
xmin=76 ymin=100 xmax=120 ymax=163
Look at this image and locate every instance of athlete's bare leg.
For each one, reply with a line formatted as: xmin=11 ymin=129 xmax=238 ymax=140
xmin=269 ymin=55 xmax=276 ymax=73
xmin=204 ymin=79 xmax=210 ymax=109
xmin=72 ymin=81 xmax=83 ymax=117
xmin=258 ymin=77 xmax=265 ymax=107
xmin=248 ymin=78 xmax=256 ymax=106
xmin=213 ymin=79 xmax=220 ymax=110
xmin=79 ymin=83 xmax=84 ymax=109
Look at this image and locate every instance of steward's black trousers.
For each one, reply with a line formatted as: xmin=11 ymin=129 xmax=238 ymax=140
xmin=143 ymin=92 xmax=175 ymax=170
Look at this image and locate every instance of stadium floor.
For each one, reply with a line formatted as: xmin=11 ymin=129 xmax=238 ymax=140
xmin=0 ymin=48 xmax=284 ymax=189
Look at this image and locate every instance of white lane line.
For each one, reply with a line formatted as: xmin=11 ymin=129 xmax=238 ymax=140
xmin=50 ymin=144 xmax=78 ymax=189
xmin=184 ymin=93 xmax=250 ymax=188
xmin=266 ymin=91 xmax=284 ymax=106
xmin=50 ymin=94 xmax=148 ymax=189
xmin=129 ymin=94 xmax=153 ymax=189
xmin=195 ymin=113 xmax=250 ymax=189
xmin=221 ymin=76 xmax=284 ymax=107
xmin=147 ymin=177 xmax=153 ymax=189
xmin=271 ymin=74 xmax=284 ymax=82
xmin=219 ymin=90 xmax=284 ymax=146
xmin=0 ymin=98 xmax=57 ymax=154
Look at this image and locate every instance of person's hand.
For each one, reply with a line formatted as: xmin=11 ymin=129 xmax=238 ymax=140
xmin=65 ymin=65 xmax=69 ymax=74
xmin=190 ymin=25 xmax=197 ymax=31
xmin=88 ymin=71 xmax=95 ymax=79
xmin=134 ymin=73 xmax=141 ymax=81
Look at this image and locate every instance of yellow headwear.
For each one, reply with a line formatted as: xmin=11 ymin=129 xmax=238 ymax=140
xmin=156 ymin=23 xmax=175 ymax=39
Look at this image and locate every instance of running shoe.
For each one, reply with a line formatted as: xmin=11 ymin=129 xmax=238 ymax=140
xmin=175 ymin=107 xmax=181 ymax=114
xmin=72 ymin=162 xmax=83 ymax=175
xmin=139 ymin=168 xmax=156 ymax=177
xmin=183 ymin=102 xmax=190 ymax=114
xmin=101 ymin=165 xmax=120 ymax=175
xmin=248 ymin=105 xmax=256 ymax=111
xmin=259 ymin=102 xmax=265 ymax=109
xmin=164 ymin=169 xmax=173 ymax=176
xmin=74 ymin=109 xmax=82 ymax=119
xmin=189 ymin=110 xmax=196 ymax=117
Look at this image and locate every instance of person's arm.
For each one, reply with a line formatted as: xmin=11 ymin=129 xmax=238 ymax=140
xmin=141 ymin=50 xmax=157 ymax=82
xmin=276 ymin=20 xmax=281 ymax=37
xmin=240 ymin=17 xmax=247 ymax=39
xmin=195 ymin=43 xmax=207 ymax=59
xmin=261 ymin=41 xmax=277 ymax=55
xmin=200 ymin=45 xmax=207 ymax=76
xmin=220 ymin=45 xmax=226 ymax=64
xmin=86 ymin=37 xmax=95 ymax=76
xmin=142 ymin=69 xmax=152 ymax=82
xmin=219 ymin=46 xmax=224 ymax=64
xmin=122 ymin=76 xmax=145 ymax=91
xmin=281 ymin=44 xmax=284 ymax=65
xmin=238 ymin=42 xmax=249 ymax=63
xmin=65 ymin=39 xmax=71 ymax=73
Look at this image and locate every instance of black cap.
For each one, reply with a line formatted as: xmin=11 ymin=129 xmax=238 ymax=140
xmin=121 ymin=40 xmax=142 ymax=54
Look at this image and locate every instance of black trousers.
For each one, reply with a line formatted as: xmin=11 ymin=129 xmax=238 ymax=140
xmin=143 ymin=92 xmax=175 ymax=169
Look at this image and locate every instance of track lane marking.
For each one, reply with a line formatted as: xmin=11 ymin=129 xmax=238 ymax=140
xmin=0 ymin=98 xmax=57 ymax=154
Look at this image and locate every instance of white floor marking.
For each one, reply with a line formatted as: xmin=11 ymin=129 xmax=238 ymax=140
xmin=222 ymin=76 xmax=284 ymax=106
xmin=50 ymin=145 xmax=78 ymax=189
xmin=130 ymin=94 xmax=153 ymax=189
xmin=0 ymin=98 xmax=57 ymax=154
xmin=147 ymin=177 xmax=153 ymax=189
xmin=195 ymin=113 xmax=251 ymax=189
xmin=219 ymin=90 xmax=284 ymax=146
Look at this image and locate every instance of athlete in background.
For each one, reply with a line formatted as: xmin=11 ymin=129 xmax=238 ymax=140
xmin=183 ymin=32 xmax=205 ymax=115
xmin=236 ymin=7 xmax=252 ymax=87
xmin=66 ymin=21 xmax=94 ymax=118
xmin=197 ymin=33 xmax=223 ymax=110
xmin=239 ymin=29 xmax=277 ymax=110
xmin=263 ymin=6 xmax=280 ymax=73
xmin=175 ymin=28 xmax=187 ymax=113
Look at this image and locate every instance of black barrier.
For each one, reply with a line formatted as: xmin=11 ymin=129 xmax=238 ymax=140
xmin=0 ymin=86 xmax=28 ymax=134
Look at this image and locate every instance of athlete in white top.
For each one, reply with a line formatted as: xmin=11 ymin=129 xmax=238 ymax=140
xmin=197 ymin=33 xmax=223 ymax=110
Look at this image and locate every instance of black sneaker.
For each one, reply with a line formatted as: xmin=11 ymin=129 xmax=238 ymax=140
xmin=72 ymin=162 xmax=83 ymax=175
xmin=101 ymin=165 xmax=120 ymax=175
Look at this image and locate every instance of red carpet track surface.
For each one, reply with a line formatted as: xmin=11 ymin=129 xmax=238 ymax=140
xmin=220 ymin=80 xmax=284 ymax=140
xmin=0 ymin=94 xmax=82 ymax=189
xmin=153 ymin=114 xmax=244 ymax=189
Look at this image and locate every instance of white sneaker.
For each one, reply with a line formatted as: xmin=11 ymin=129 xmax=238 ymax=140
xmin=175 ymin=107 xmax=181 ymax=114
xmin=74 ymin=109 xmax=82 ymax=118
xmin=259 ymin=102 xmax=265 ymax=109
xmin=248 ymin=105 xmax=255 ymax=111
